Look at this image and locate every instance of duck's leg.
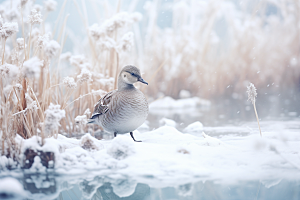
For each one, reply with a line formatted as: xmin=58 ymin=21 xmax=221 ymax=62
xmin=114 ymin=132 xmax=117 ymax=137
xmin=130 ymin=132 xmax=142 ymax=142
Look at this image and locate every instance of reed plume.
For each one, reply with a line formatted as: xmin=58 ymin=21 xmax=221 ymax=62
xmin=247 ymin=83 xmax=262 ymax=137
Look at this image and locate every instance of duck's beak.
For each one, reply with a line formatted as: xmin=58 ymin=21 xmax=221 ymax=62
xmin=138 ymin=77 xmax=148 ymax=85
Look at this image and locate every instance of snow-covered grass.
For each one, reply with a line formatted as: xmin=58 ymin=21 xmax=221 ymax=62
xmin=0 ymin=0 xmax=145 ymax=155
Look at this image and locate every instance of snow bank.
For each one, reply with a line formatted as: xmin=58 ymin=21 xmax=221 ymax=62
xmin=149 ymin=96 xmax=211 ymax=110
xmin=183 ymin=121 xmax=203 ymax=134
xmin=0 ymin=120 xmax=300 ymax=194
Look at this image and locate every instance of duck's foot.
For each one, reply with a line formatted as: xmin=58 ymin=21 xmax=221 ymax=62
xmin=130 ymin=132 xmax=142 ymax=142
xmin=114 ymin=132 xmax=117 ymax=137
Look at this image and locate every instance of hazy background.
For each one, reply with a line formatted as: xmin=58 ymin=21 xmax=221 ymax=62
xmin=2 ymin=0 xmax=300 ymax=124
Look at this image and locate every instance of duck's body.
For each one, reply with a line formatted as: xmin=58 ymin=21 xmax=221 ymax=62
xmin=89 ymin=65 xmax=149 ymax=141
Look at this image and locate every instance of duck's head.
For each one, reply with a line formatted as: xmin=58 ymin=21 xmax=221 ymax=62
xmin=119 ymin=65 xmax=148 ymax=85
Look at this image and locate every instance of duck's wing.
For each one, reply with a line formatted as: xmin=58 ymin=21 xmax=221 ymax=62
xmin=90 ymin=90 xmax=116 ymax=119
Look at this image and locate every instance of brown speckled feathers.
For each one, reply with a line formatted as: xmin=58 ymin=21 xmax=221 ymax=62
xmin=91 ymin=90 xmax=116 ymax=119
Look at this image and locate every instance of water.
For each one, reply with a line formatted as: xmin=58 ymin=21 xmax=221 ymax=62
xmin=17 ymin=175 xmax=300 ymax=200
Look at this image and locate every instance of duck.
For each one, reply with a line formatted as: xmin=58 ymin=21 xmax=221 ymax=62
xmin=88 ymin=65 xmax=149 ymax=142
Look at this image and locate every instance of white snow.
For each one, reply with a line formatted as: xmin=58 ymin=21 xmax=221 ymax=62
xmin=22 ymin=57 xmax=43 ymax=79
xmin=0 ymin=120 xmax=300 ymax=198
xmin=0 ymin=177 xmax=26 ymax=198
xmin=183 ymin=121 xmax=203 ymax=134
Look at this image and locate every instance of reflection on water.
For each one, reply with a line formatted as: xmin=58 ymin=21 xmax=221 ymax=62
xmin=9 ymin=174 xmax=300 ymax=200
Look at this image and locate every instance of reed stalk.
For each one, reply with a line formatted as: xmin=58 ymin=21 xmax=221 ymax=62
xmin=247 ymin=83 xmax=262 ymax=137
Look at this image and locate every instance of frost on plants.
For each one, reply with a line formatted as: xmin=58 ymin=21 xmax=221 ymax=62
xmin=247 ymin=83 xmax=262 ymax=136
xmin=0 ymin=63 xmax=18 ymax=80
xmin=62 ymin=76 xmax=77 ymax=89
xmin=16 ymin=38 xmax=25 ymax=50
xmin=69 ymin=54 xmax=90 ymax=69
xmin=44 ymin=40 xmax=60 ymax=59
xmin=27 ymin=9 xmax=43 ymax=25
xmin=0 ymin=22 xmax=18 ymax=39
xmin=44 ymin=104 xmax=65 ymax=137
xmin=36 ymin=34 xmax=50 ymax=50
xmin=117 ymin=32 xmax=134 ymax=52
xmin=44 ymin=0 xmax=57 ymax=12
xmin=22 ymin=57 xmax=43 ymax=79
xmin=247 ymin=83 xmax=257 ymax=104
xmin=77 ymin=68 xmax=92 ymax=84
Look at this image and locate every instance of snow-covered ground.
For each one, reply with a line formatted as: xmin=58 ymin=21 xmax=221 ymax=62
xmin=0 ymin=119 xmax=300 ymax=199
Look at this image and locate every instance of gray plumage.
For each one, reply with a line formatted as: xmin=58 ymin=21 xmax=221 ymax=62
xmin=89 ymin=65 xmax=149 ymax=141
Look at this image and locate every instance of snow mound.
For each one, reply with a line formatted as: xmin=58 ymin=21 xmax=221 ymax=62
xmin=107 ymin=136 xmax=136 ymax=160
xmin=183 ymin=121 xmax=203 ymax=133
xmin=80 ymin=133 xmax=103 ymax=151
xmin=159 ymin=117 xmax=177 ymax=127
xmin=0 ymin=177 xmax=26 ymax=199
xmin=149 ymin=96 xmax=211 ymax=109
xmin=29 ymin=156 xmax=47 ymax=173
xmin=202 ymin=132 xmax=224 ymax=146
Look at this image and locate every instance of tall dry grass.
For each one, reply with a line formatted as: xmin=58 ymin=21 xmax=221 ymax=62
xmin=141 ymin=0 xmax=300 ymax=99
xmin=0 ymin=0 xmax=132 ymax=157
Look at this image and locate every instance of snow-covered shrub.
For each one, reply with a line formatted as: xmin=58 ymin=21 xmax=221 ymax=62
xmin=107 ymin=136 xmax=136 ymax=160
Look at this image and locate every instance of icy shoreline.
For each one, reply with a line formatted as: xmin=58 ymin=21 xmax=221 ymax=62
xmin=1 ymin=120 xmax=300 ymax=199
